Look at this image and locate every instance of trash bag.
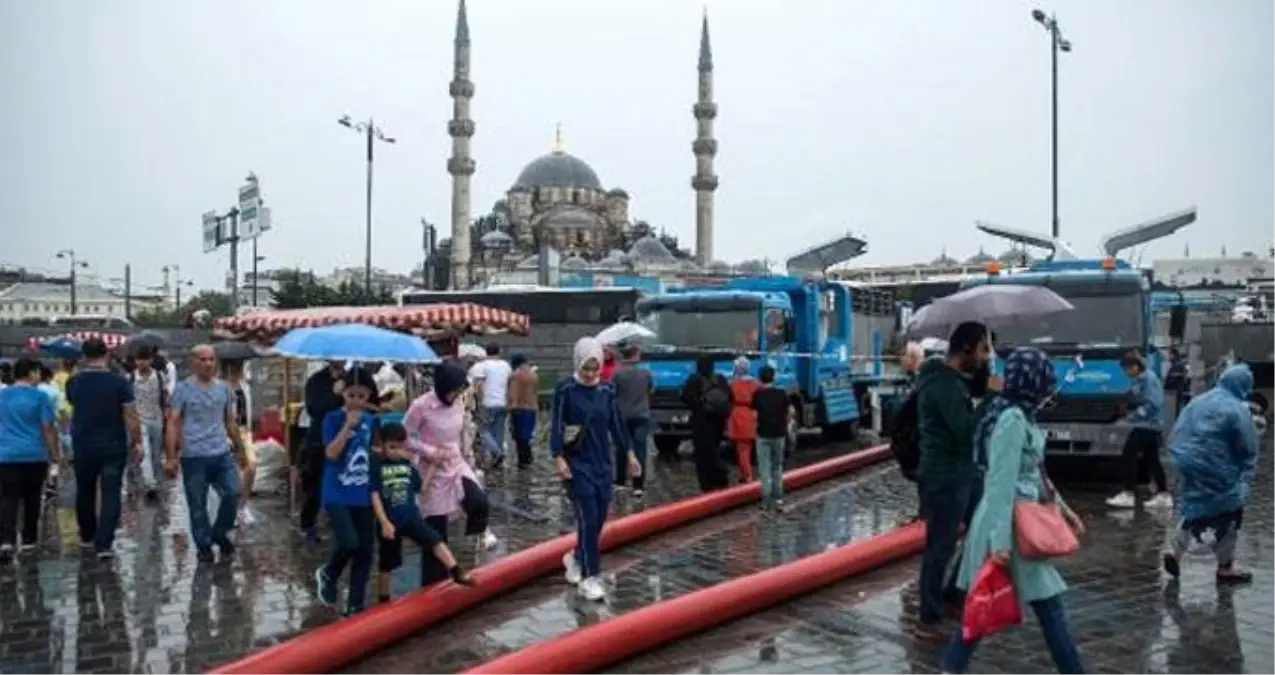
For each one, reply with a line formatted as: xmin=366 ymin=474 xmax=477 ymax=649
xmin=961 ymin=560 xmax=1022 ymax=642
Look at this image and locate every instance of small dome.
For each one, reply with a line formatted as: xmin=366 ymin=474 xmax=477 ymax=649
xmin=735 ymin=259 xmax=770 ymax=275
xmin=597 ymin=255 xmax=627 ymax=271
xmin=513 ymin=151 xmax=602 ymax=190
xmin=965 ymin=248 xmax=994 ymax=264
xmin=515 ymin=248 xmax=561 ymax=270
xmin=679 ymin=259 xmax=701 ymax=272
xmin=539 ymin=206 xmax=605 ymax=230
xmin=606 ymin=188 xmax=630 ymax=199
xmin=607 ymin=248 xmax=628 ymax=260
xmin=706 ymin=260 xmax=733 ymax=274
xmin=628 ymin=235 xmax=675 ymax=262
xmin=480 ymin=230 xmax=513 ymax=249
xmin=561 ymin=255 xmax=589 ymax=271
xmin=997 ymin=248 xmax=1033 ymax=265
xmin=931 ymin=253 xmax=958 ymax=266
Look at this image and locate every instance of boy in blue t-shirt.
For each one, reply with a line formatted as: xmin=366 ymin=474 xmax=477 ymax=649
xmin=372 ymin=422 xmax=473 ymax=603
xmin=315 ymin=373 xmax=380 ymax=616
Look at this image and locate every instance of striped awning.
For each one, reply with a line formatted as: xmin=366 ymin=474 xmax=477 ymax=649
xmin=212 ymin=303 xmax=531 ymax=343
xmin=26 ymin=331 xmax=129 ymax=351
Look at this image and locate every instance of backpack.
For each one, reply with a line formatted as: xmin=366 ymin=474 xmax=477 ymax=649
xmin=888 ymin=389 xmax=920 ymax=482
xmin=701 ymin=376 xmax=731 ymax=417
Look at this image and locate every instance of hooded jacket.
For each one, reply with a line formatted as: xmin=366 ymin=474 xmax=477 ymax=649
xmin=1122 ymin=368 xmax=1166 ymax=431
xmin=1169 ymin=364 xmax=1260 ymax=522
xmin=915 ymin=356 xmax=976 ymax=481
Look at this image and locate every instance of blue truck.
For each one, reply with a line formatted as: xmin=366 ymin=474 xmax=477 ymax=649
xmin=635 ymin=275 xmax=901 ymax=455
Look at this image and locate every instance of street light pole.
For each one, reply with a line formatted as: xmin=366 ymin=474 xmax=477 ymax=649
xmin=252 ymin=250 xmax=266 ymax=306
xmin=163 ymin=264 xmax=194 ymax=309
xmin=1032 ymin=9 xmax=1070 ymax=240
xmin=56 ymin=249 xmax=89 ymax=315
xmin=338 ymin=114 xmax=396 ymax=293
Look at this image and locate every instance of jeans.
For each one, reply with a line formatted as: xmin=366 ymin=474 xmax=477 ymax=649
xmin=572 ymin=491 xmax=611 ymax=578
xmin=918 ymin=475 xmax=972 ymax=624
xmin=755 ymin=436 xmax=786 ymax=505
xmin=615 ymin=416 xmax=649 ymax=489
xmin=134 ymin=418 xmax=164 ymax=491
xmin=323 ymin=504 xmax=375 ymax=610
xmin=509 ymin=409 xmax=537 ymax=466
xmin=942 ymin=593 xmax=1085 ymax=673
xmin=481 ymin=406 xmax=508 ymax=462
xmin=945 ymin=470 xmax=985 ymax=602
xmin=299 ymin=442 xmax=325 ymax=532
xmin=421 ymin=477 xmax=490 ymax=585
xmin=1123 ymin=427 xmax=1166 ymax=493
xmin=0 ymin=461 xmax=50 ymax=547
xmin=74 ymin=452 xmax=126 ymax=552
xmin=181 ymin=453 xmax=242 ymax=552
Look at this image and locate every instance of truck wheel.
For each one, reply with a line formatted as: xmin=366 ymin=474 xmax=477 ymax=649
xmin=653 ymin=435 xmax=683 ymax=457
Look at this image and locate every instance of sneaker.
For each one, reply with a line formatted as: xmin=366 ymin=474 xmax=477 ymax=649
xmin=238 ymin=506 xmax=257 ymax=526
xmin=774 ymin=499 xmax=786 ymax=514
xmin=341 ymin=604 xmax=364 ymax=617
xmin=1216 ymin=567 xmax=1254 ymax=585
xmin=19 ymin=540 xmax=37 ymax=554
xmin=481 ymin=530 xmax=499 ymax=550
xmin=633 ymin=488 xmax=645 ymax=500
xmin=315 ymin=567 xmax=338 ymax=606
xmin=578 ymin=576 xmax=607 ymax=601
xmin=1105 ymin=491 xmax=1136 ymax=509
xmin=213 ymin=536 xmax=236 ymax=558
xmin=563 ymin=551 xmax=583 ymax=585
xmin=79 ymin=540 xmax=95 ymax=551
xmin=96 ymin=548 xmax=115 ymax=561
xmin=1144 ymin=492 xmax=1174 ymax=509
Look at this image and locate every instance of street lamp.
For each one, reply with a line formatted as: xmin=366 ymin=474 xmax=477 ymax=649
xmin=55 ymin=249 xmax=89 ymax=315
xmin=1031 ymin=8 xmax=1071 ymax=240
xmin=162 ymin=265 xmax=194 ymax=309
xmin=338 ymin=114 xmax=397 ymax=293
xmin=251 ymin=254 xmax=266 ymax=306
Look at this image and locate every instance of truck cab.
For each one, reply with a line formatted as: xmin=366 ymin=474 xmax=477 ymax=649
xmin=637 ymin=276 xmax=898 ymax=455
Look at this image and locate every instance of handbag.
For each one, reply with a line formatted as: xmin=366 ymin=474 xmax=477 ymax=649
xmin=1013 ymin=472 xmax=1079 ymax=559
xmin=562 ymin=395 xmax=599 ymax=455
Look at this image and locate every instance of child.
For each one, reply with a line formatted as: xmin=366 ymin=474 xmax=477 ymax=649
xmin=1107 ymin=351 xmax=1172 ymax=509
xmin=402 ymin=362 xmax=493 ymax=586
xmin=315 ymin=372 xmax=379 ymax=616
xmin=372 ymin=422 xmax=473 ymax=602
xmin=751 ymin=365 xmax=789 ymax=512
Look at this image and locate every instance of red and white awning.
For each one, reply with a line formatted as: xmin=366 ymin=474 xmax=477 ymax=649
xmin=212 ymin=303 xmax=531 ymax=343
xmin=26 ymin=331 xmax=129 ymax=351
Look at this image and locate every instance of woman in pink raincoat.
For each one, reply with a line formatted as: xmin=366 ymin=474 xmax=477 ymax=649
xmin=402 ymin=361 xmax=492 ymax=586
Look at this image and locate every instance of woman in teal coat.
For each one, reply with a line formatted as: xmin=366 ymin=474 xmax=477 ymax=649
xmin=941 ymin=347 xmax=1088 ymax=674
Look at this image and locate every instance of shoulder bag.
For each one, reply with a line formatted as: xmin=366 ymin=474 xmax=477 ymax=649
xmin=1012 ymin=470 xmax=1079 ymax=559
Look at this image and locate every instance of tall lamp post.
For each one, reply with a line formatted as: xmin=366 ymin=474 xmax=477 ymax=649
xmin=1031 ymin=8 xmax=1071 ymax=240
xmin=337 ymin=114 xmax=396 ymax=293
xmin=251 ymin=254 xmax=266 ymax=306
xmin=163 ymin=265 xmax=194 ymax=310
xmin=56 ymin=249 xmax=89 ymax=315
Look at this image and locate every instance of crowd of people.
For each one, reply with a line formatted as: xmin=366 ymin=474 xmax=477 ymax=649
xmin=890 ymin=321 xmax=1262 ymax=674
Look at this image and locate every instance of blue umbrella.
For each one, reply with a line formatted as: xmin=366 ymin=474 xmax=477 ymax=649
xmin=38 ymin=336 xmax=85 ymax=360
xmin=272 ymin=324 xmax=439 ymax=364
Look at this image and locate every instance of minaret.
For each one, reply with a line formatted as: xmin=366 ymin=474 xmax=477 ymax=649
xmin=447 ymin=0 xmax=476 ymax=289
xmin=691 ymin=9 xmax=718 ymax=265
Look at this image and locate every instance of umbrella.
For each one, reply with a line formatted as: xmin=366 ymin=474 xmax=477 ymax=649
xmin=595 ymin=321 xmax=655 ymax=346
xmin=906 ymin=285 xmax=1073 ymax=339
xmin=272 ymin=324 xmax=440 ymax=364
xmin=124 ymin=330 xmax=167 ymax=356
xmin=212 ymin=341 xmax=268 ymax=361
xmin=36 ymin=336 xmax=84 ymax=360
xmin=458 ymin=342 xmax=487 ymax=360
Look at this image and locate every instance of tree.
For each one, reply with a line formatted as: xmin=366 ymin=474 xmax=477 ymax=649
xmin=270 ymin=269 xmax=395 ymax=309
xmin=133 ymin=290 xmax=235 ymax=327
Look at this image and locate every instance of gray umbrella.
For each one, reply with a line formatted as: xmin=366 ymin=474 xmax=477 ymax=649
xmin=905 ymin=284 xmax=1073 ymax=340
xmin=212 ymin=341 xmax=268 ymax=361
xmin=123 ymin=330 xmax=167 ymax=356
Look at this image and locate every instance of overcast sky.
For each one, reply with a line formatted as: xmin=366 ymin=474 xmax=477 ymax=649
xmin=2 ymin=0 xmax=1271 ymax=291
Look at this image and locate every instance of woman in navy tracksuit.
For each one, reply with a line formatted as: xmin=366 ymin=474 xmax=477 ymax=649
xmin=551 ymin=337 xmax=641 ymax=602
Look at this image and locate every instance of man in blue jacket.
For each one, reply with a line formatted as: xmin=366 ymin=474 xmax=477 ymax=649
xmin=1162 ymin=364 xmax=1260 ymax=584
xmin=1107 ymin=351 xmax=1172 ymax=509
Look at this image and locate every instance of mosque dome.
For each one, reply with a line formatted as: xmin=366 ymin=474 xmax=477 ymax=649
xmin=628 ymin=235 xmax=676 ymax=263
xmin=479 ymin=229 xmax=513 ymax=250
xmin=965 ymin=248 xmax=994 ymax=265
xmin=513 ymin=150 xmax=602 ymax=190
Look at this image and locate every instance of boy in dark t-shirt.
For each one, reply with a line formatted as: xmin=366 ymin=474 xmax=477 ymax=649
xmin=371 ymin=422 xmax=473 ymax=602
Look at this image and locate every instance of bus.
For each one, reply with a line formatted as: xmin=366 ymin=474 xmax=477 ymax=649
xmin=398 ymin=286 xmax=642 ymax=326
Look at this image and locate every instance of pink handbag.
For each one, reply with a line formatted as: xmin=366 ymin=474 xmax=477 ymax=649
xmin=1013 ymin=477 xmax=1079 ymax=559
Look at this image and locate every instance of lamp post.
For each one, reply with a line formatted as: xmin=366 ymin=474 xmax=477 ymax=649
xmin=55 ymin=249 xmax=89 ymax=315
xmin=251 ymin=254 xmax=266 ymax=306
xmin=338 ymin=114 xmax=396 ymax=293
xmin=163 ymin=265 xmax=194 ymax=310
xmin=1031 ymin=8 xmax=1071 ymax=240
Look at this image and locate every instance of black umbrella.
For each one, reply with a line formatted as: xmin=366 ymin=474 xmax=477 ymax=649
xmin=212 ymin=341 xmax=267 ymax=361
xmin=124 ymin=330 xmax=167 ymax=356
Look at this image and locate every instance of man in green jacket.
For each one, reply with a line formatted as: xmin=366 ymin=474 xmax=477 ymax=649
xmin=913 ymin=321 xmax=990 ymax=638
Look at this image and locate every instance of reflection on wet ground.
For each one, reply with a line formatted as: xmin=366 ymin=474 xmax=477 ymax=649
xmin=342 ymin=463 xmax=918 ymax=673
xmin=613 ymin=451 xmax=1275 ymax=675
xmin=0 ymin=440 xmax=862 ymax=673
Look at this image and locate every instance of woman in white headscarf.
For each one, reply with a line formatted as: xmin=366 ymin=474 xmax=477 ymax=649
xmin=549 ymin=337 xmax=641 ymax=601
xmin=726 ymin=356 xmax=759 ymax=483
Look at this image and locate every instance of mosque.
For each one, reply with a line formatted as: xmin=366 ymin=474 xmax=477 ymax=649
xmin=438 ymin=0 xmax=731 ymax=289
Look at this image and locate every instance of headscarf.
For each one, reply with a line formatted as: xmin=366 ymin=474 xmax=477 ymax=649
xmin=972 ymin=347 xmax=1057 ymax=469
xmin=733 ymin=355 xmax=751 ymax=378
xmin=510 ymin=354 xmax=528 ymax=371
xmin=433 ymin=361 xmax=469 ymax=406
xmin=573 ymin=336 xmax=605 ymax=383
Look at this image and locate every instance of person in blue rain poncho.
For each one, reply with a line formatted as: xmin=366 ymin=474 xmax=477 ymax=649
xmin=551 ymin=337 xmax=642 ymax=602
xmin=1161 ymin=363 xmax=1260 ymax=585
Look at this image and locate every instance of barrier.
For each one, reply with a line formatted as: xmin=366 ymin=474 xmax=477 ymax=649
xmin=209 ymin=444 xmax=892 ymax=674
xmin=466 ymin=521 xmax=927 ymax=675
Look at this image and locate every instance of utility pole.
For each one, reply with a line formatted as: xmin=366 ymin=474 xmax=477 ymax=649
xmin=1031 ymin=8 xmax=1071 ymax=240
xmin=55 ymin=249 xmax=89 ymax=315
xmin=338 ymin=114 xmax=396 ymax=293
xmin=421 ymin=218 xmax=437 ymax=290
xmin=124 ymin=264 xmax=132 ymax=319
xmin=224 ymin=208 xmax=241 ymax=312
xmin=163 ymin=264 xmax=194 ymax=310
xmin=251 ymin=239 xmax=266 ymax=307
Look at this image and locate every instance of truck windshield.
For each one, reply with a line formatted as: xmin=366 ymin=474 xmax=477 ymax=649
xmin=995 ymin=291 xmax=1143 ymax=349
xmin=638 ymin=309 xmax=759 ymax=351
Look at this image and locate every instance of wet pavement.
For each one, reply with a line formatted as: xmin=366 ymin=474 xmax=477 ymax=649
xmin=342 ymin=461 xmax=918 ymax=673
xmin=614 ymin=446 xmax=1275 ymax=675
xmin=0 ymin=437 xmax=863 ymax=674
